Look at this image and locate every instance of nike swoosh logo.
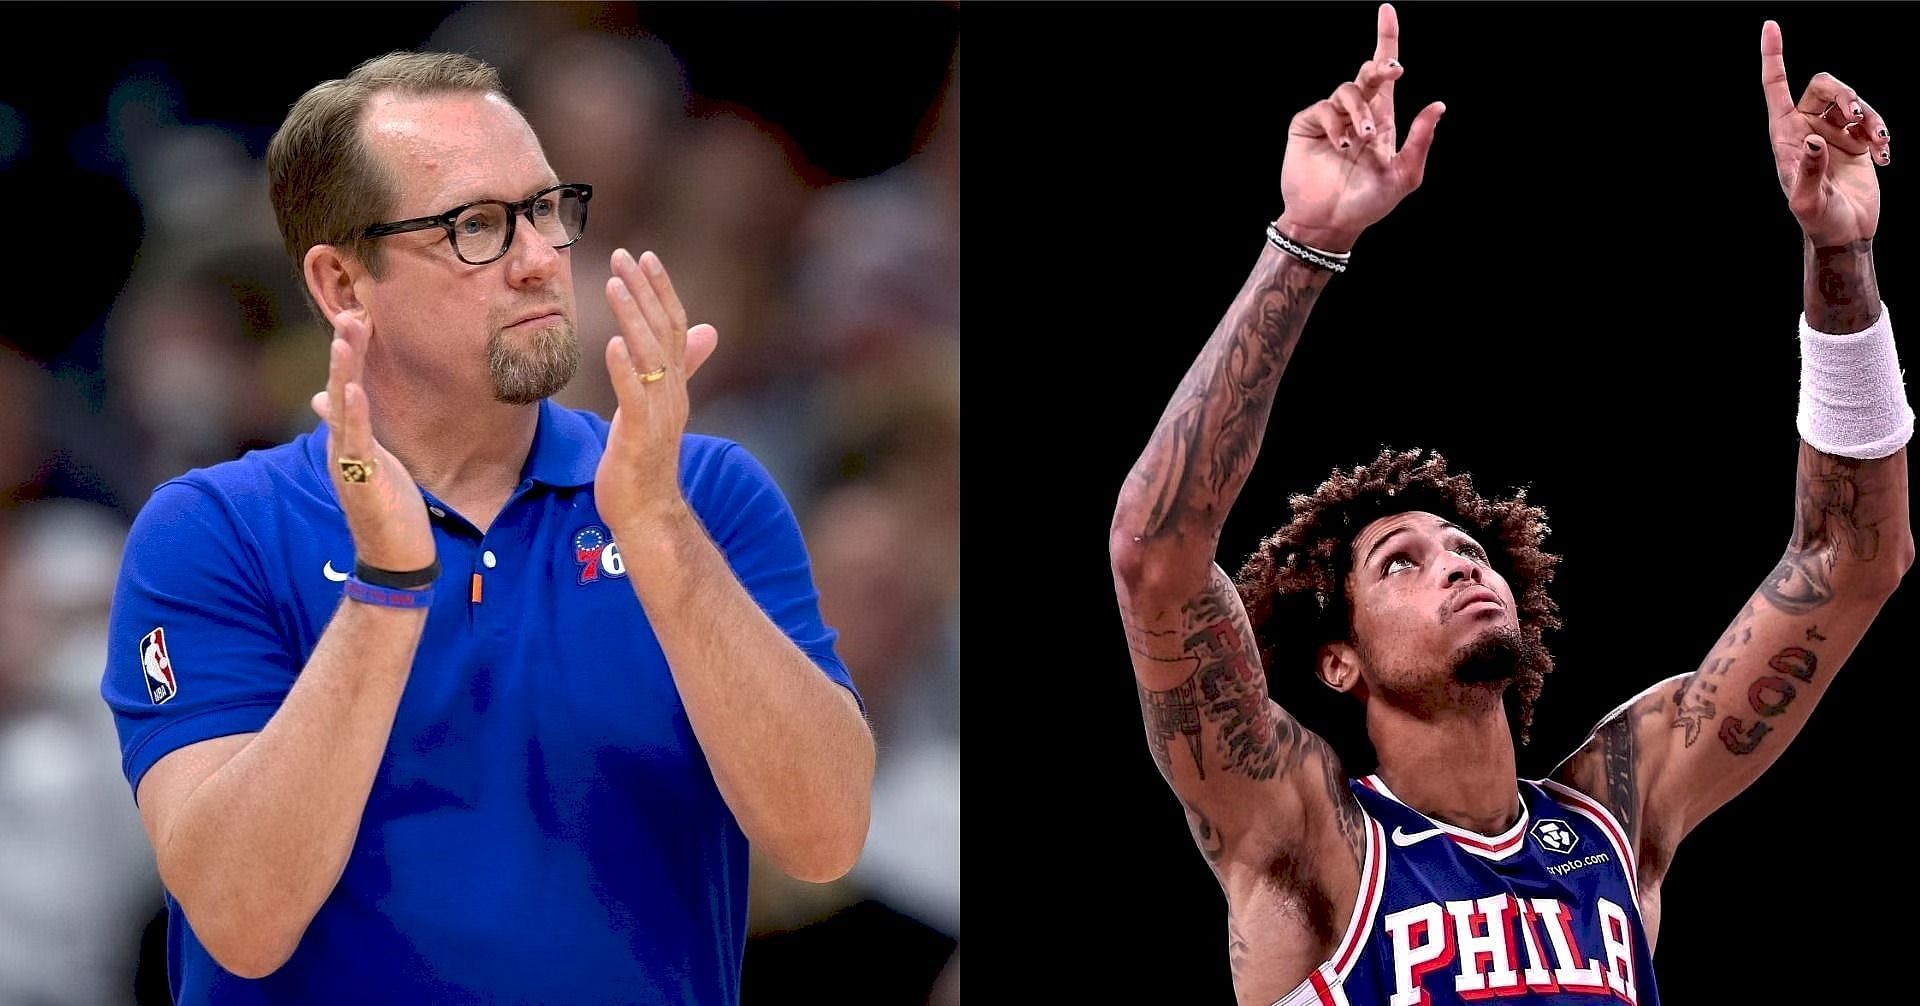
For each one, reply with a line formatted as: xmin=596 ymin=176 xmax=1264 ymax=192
xmin=323 ymin=561 xmax=349 ymax=582
xmin=1391 ymin=826 xmax=1446 ymax=847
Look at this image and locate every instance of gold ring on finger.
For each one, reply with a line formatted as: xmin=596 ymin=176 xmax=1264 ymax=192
xmin=639 ymin=365 xmax=668 ymax=384
xmin=339 ymin=457 xmax=375 ymax=484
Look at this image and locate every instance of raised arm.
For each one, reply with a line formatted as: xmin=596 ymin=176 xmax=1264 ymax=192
xmin=1554 ymin=21 xmax=1913 ymax=897
xmin=1110 ymin=3 xmax=1445 ymax=880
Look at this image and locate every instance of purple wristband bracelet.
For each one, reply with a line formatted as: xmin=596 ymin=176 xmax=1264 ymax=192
xmin=344 ymin=576 xmax=435 ymax=609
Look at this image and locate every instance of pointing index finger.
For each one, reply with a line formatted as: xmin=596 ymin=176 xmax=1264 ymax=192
xmin=1373 ymin=3 xmax=1399 ymax=65
xmin=1761 ymin=20 xmax=1795 ymax=120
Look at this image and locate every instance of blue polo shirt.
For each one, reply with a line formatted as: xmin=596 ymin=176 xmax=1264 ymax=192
xmin=101 ymin=399 xmax=858 ymax=1005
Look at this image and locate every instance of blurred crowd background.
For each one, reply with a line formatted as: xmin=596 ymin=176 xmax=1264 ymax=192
xmin=0 ymin=4 xmax=958 ymax=1003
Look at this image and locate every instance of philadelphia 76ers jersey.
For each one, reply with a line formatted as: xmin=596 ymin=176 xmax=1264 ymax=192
xmin=1274 ymin=774 xmax=1659 ymax=1006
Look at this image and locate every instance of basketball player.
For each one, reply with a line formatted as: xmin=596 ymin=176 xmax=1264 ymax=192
xmin=1108 ymin=8 xmax=1909 ymax=1004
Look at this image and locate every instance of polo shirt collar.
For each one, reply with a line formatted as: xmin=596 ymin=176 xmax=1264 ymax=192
xmin=521 ymin=398 xmax=601 ymax=488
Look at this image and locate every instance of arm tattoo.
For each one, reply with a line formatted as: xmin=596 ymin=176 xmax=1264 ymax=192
xmin=1196 ymin=633 xmax=1286 ymax=781
xmin=1670 ymin=673 xmax=1717 ymax=748
xmin=1129 ymin=254 xmax=1327 ymax=541
xmin=1190 ymin=622 xmax=1291 ymax=781
xmin=1593 ymin=708 xmax=1640 ymax=844
xmin=1139 ymin=677 xmax=1205 ymax=781
xmin=1763 ymin=446 xmax=1877 ymax=615
xmin=1139 ymin=397 xmax=1205 ymax=539
xmin=1184 ymin=800 xmax=1226 ymax=865
xmin=1719 ymin=645 xmax=1820 ymax=756
xmin=1125 ymin=622 xmax=1190 ymax=666
xmin=1717 ymin=601 xmax=1756 ymax=649
xmin=1186 ymin=578 xmax=1305 ymax=782
xmin=1560 ymin=695 xmax=1662 ymax=848
xmin=1316 ymin=736 xmax=1365 ymax=865
xmin=1805 ymin=238 xmax=1879 ymax=334
xmin=1227 ymin=916 xmax=1251 ymax=986
xmin=1134 ymin=572 xmax=1311 ymax=783
xmin=1204 ymin=301 xmax=1304 ymax=499
xmin=1762 ymin=552 xmax=1834 ymax=615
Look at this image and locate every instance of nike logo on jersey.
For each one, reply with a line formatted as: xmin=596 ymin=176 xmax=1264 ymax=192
xmin=323 ymin=561 xmax=349 ymax=582
xmin=1390 ymin=826 xmax=1445 ymax=846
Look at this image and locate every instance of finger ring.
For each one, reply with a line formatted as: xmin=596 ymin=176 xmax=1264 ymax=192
xmin=638 ymin=365 xmax=668 ymax=384
xmin=338 ymin=457 xmax=375 ymax=483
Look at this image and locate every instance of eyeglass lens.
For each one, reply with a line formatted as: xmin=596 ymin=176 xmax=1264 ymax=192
xmin=451 ymin=187 xmax=587 ymax=263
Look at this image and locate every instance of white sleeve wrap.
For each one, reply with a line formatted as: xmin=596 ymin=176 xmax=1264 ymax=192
xmin=1797 ymin=303 xmax=1915 ymax=460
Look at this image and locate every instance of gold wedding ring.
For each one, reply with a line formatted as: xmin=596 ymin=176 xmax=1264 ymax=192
xmin=338 ymin=457 xmax=375 ymax=484
xmin=638 ymin=365 xmax=668 ymax=384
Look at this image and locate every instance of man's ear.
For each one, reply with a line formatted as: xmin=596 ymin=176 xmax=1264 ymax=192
xmin=1317 ymin=641 xmax=1366 ymax=697
xmin=304 ymin=243 xmax=368 ymax=322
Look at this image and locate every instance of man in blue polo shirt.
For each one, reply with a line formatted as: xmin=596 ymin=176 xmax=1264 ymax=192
xmin=100 ymin=52 xmax=874 ymax=1004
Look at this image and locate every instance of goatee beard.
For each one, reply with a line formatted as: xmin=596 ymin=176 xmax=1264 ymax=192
xmin=489 ymin=317 xmax=579 ymax=405
xmin=1451 ymin=624 xmax=1523 ymax=686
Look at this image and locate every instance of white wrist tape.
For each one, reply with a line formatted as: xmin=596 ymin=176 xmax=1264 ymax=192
xmin=1797 ymin=303 xmax=1915 ymax=459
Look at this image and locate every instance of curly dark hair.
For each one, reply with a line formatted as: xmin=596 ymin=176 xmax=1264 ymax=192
xmin=1234 ymin=448 xmax=1562 ymax=772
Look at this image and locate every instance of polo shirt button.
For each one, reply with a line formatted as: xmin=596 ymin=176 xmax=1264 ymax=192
xmin=482 ymin=551 xmax=497 ymax=568
xmin=428 ymin=506 xmax=447 ymax=518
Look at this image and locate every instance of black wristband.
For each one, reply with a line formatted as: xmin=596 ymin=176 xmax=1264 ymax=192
xmin=354 ymin=557 xmax=442 ymax=590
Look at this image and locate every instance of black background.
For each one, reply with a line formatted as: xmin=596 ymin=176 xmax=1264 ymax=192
xmin=981 ymin=3 xmax=1903 ymax=1001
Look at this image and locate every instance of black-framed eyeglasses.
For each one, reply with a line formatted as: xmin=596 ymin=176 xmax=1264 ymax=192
xmin=362 ymin=182 xmax=593 ymax=266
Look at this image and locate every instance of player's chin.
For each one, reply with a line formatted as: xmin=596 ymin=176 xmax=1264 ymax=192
xmin=1450 ymin=623 xmax=1522 ymax=685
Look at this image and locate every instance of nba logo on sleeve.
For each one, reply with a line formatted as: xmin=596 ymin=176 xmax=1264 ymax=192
xmin=140 ymin=627 xmax=178 ymax=705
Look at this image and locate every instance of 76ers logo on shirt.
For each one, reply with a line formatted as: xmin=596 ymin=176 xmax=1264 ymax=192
xmin=573 ymin=525 xmax=628 ymax=583
xmin=1532 ymin=818 xmax=1579 ymax=854
xmin=139 ymin=627 xmax=178 ymax=705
